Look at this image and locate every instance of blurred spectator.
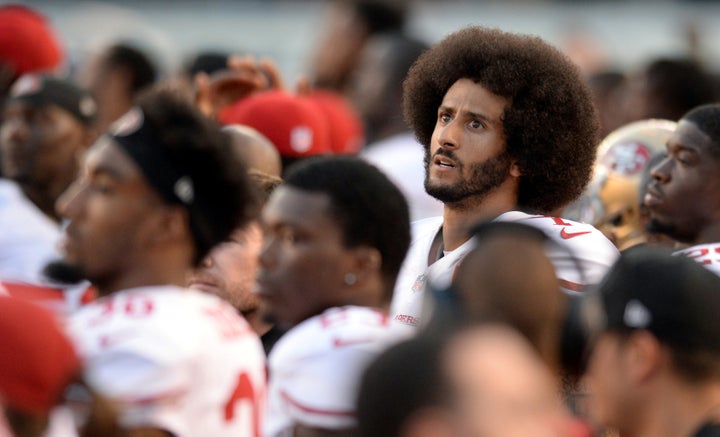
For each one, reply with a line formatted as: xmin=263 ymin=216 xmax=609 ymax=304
xmin=309 ymin=0 xmax=407 ymax=95
xmin=79 ymin=43 xmax=157 ymax=132
xmin=622 ymin=57 xmax=718 ymax=122
xmin=583 ymin=248 xmax=720 ymax=437
xmin=307 ymin=89 xmax=364 ymax=155
xmin=0 ymin=4 xmax=63 ymax=97
xmin=587 ymin=70 xmax=629 ymax=138
xmin=1 ymin=74 xmax=97 ymax=222
xmin=646 ymin=104 xmax=720 ymax=274
xmin=354 ymin=32 xmax=442 ymax=221
xmin=219 ymin=90 xmax=331 ymax=174
xmin=222 ymin=124 xmax=282 ymax=177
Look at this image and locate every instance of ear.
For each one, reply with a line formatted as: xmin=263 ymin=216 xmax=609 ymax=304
xmin=350 ymin=246 xmax=382 ymax=281
xmin=626 ymin=330 xmax=664 ymax=384
xmin=146 ymin=205 xmax=191 ymax=247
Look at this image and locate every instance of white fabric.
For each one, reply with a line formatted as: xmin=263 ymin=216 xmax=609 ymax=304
xmin=390 ymin=211 xmax=619 ymax=327
xmin=264 ymin=306 xmax=412 ymax=437
xmin=675 ymin=243 xmax=720 ymax=276
xmin=68 ymin=286 xmax=266 ymax=437
xmin=0 ymin=179 xmax=60 ymax=284
xmin=361 ymin=133 xmax=443 ymax=221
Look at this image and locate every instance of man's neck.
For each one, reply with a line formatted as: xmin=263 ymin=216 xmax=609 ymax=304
xmin=21 ymin=184 xmax=60 ymax=223
xmin=695 ymin=222 xmax=720 ymax=246
xmin=96 ymin=259 xmax=191 ymax=297
xmin=243 ymin=309 xmax=273 ymax=337
xmin=631 ymin=380 xmax=720 ymax=437
xmin=440 ymin=193 xmax=517 ymax=252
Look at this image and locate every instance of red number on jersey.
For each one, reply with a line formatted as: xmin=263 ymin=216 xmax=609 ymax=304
xmin=224 ymin=371 xmax=260 ymax=437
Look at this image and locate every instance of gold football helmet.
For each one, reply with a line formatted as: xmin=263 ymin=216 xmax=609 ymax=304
xmin=564 ymin=119 xmax=676 ymax=250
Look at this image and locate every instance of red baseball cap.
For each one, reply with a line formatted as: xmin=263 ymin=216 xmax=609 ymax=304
xmin=307 ymin=89 xmax=364 ymax=154
xmin=219 ymin=90 xmax=332 ymax=158
xmin=0 ymin=5 xmax=63 ymax=77
xmin=0 ymin=297 xmax=80 ymax=415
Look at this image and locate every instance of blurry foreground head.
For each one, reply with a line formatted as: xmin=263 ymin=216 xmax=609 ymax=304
xmin=582 ymin=248 xmax=720 ymax=436
xmin=0 ymin=297 xmax=121 ymax=437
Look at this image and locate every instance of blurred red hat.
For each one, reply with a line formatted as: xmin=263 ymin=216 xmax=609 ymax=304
xmin=219 ymin=90 xmax=332 ymax=158
xmin=307 ymin=89 xmax=364 ymax=154
xmin=0 ymin=297 xmax=80 ymax=415
xmin=0 ymin=5 xmax=63 ymax=77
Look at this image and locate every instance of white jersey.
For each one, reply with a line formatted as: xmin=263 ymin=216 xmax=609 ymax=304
xmin=68 ymin=286 xmax=266 ymax=437
xmin=391 ymin=211 xmax=619 ymax=327
xmin=675 ymin=243 xmax=720 ymax=276
xmin=0 ymin=179 xmax=59 ymax=284
xmin=265 ymin=306 xmax=412 ymax=437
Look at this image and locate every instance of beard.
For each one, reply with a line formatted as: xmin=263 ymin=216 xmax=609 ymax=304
xmin=42 ymin=260 xmax=87 ymax=285
xmin=424 ymin=147 xmax=512 ymax=206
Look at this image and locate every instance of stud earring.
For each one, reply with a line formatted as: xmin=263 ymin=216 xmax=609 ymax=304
xmin=344 ymin=273 xmax=357 ymax=286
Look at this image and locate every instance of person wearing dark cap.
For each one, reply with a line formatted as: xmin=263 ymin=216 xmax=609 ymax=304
xmin=48 ymin=89 xmax=266 ymax=436
xmin=645 ymin=104 xmax=720 ymax=275
xmin=1 ymin=73 xmax=97 ymax=222
xmin=582 ymin=248 xmax=720 ymax=437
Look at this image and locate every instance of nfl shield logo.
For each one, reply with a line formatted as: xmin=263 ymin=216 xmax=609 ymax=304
xmin=412 ymin=274 xmax=427 ymax=293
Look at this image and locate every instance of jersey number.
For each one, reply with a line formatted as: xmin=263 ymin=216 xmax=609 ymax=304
xmin=224 ymin=371 xmax=260 ymax=437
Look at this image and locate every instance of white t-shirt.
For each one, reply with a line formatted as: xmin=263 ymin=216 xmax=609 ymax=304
xmin=390 ymin=211 xmax=619 ymax=327
xmin=264 ymin=305 xmax=412 ymax=437
xmin=675 ymin=243 xmax=720 ymax=276
xmin=68 ymin=286 xmax=266 ymax=437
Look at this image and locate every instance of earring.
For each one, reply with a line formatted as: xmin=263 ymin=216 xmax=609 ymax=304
xmin=344 ymin=273 xmax=357 ymax=286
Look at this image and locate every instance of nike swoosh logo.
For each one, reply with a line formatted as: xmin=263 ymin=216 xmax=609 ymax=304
xmin=560 ymin=228 xmax=591 ymax=240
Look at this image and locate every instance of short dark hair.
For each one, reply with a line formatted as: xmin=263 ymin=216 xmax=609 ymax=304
xmin=403 ymin=26 xmax=600 ymax=213
xmin=282 ymin=156 xmax=410 ymax=298
xmin=136 ymin=88 xmax=254 ymax=265
xmin=683 ymin=103 xmax=720 ymax=155
xmin=353 ymin=0 xmax=407 ymax=35
xmin=357 ymin=337 xmax=445 ymax=437
xmin=103 ymin=44 xmax=157 ymax=93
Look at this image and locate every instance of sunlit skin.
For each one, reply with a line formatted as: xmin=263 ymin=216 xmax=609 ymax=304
xmin=426 ymin=78 xmax=520 ymax=252
xmin=645 ymin=120 xmax=720 ymax=245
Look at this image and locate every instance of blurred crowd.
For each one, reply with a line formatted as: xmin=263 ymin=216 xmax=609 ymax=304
xmin=2 ymin=1 xmax=720 ymax=437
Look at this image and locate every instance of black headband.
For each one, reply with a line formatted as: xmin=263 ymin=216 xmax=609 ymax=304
xmin=109 ymin=108 xmax=195 ymax=206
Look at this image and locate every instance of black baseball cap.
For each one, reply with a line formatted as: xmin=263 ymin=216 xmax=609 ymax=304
xmin=8 ymin=73 xmax=97 ymax=125
xmin=583 ymin=247 xmax=720 ymax=353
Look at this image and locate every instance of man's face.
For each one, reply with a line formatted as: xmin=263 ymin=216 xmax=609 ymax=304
xmin=425 ymin=78 xmax=511 ymax=205
xmin=188 ymin=222 xmax=263 ymax=314
xmin=1 ymin=100 xmax=87 ymax=192
xmin=55 ymin=137 xmax=166 ymax=292
xmin=583 ymin=332 xmax=634 ymax=431
xmin=645 ymin=120 xmax=720 ymax=243
xmin=256 ymin=185 xmax=355 ymax=329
